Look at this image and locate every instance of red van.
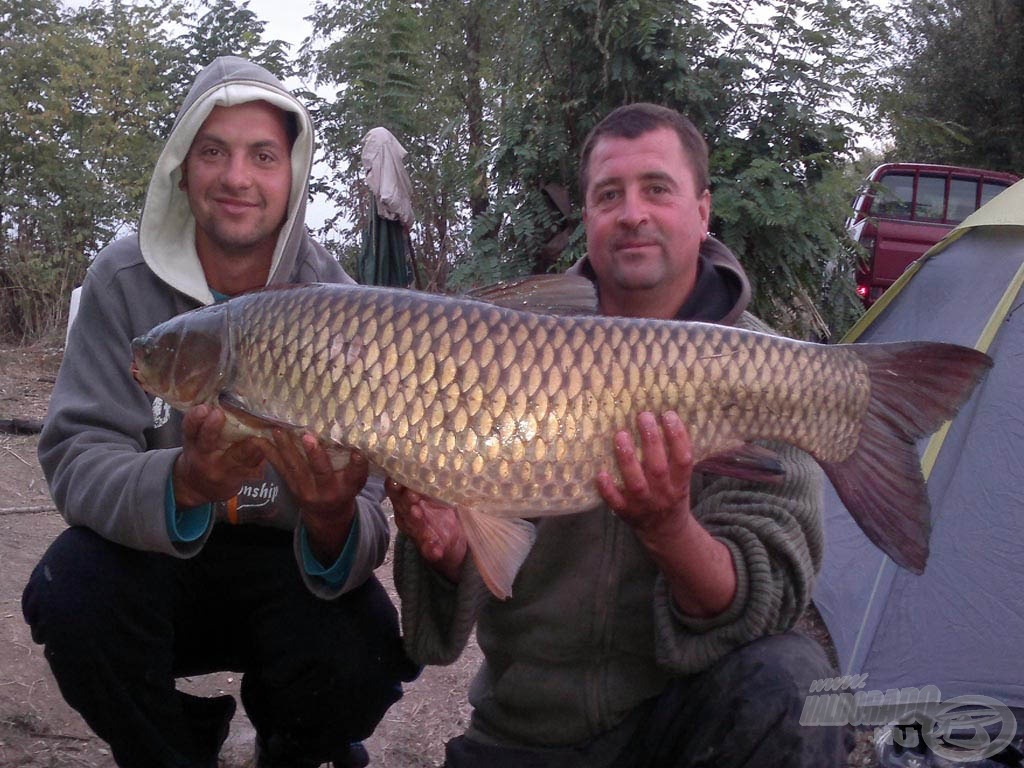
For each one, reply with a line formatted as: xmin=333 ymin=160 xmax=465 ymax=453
xmin=847 ymin=163 xmax=1019 ymax=306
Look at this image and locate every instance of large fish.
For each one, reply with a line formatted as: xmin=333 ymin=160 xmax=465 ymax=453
xmin=131 ymin=277 xmax=991 ymax=598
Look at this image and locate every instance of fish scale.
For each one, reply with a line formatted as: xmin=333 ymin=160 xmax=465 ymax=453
xmin=132 ymin=277 xmax=993 ymax=598
xmin=226 ymin=284 xmax=863 ymax=514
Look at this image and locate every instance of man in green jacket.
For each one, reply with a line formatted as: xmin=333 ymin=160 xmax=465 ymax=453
xmin=388 ymin=103 xmax=848 ymax=767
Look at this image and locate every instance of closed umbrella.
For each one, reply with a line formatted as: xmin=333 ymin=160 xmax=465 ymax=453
xmin=359 ymin=127 xmax=415 ymax=287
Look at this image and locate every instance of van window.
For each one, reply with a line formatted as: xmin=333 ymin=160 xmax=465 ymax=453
xmin=874 ymin=173 xmax=913 ymax=217
xmin=914 ymin=175 xmax=946 ymax=220
xmin=947 ymin=178 xmax=977 ymax=222
xmin=981 ymin=181 xmax=1007 ymax=207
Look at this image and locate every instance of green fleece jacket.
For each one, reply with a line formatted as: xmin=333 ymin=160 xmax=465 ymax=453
xmin=393 ymin=239 xmax=824 ymax=751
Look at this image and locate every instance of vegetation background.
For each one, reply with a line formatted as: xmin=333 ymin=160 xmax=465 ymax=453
xmin=4 ymin=0 xmax=1021 ymax=347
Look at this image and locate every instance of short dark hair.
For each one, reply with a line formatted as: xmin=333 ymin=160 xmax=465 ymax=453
xmin=578 ymin=103 xmax=709 ymax=200
xmin=282 ymin=110 xmax=300 ymax=149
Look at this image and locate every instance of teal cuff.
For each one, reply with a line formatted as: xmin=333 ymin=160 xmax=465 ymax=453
xmin=300 ymin=516 xmax=360 ymax=587
xmin=164 ymin=476 xmax=212 ymax=542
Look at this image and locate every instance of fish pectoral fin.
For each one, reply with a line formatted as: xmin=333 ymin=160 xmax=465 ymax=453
xmin=695 ymin=443 xmax=785 ymax=483
xmin=218 ymin=392 xmax=303 ymax=432
xmin=455 ymin=507 xmax=537 ymax=600
xmin=323 ymin=444 xmax=353 ymax=472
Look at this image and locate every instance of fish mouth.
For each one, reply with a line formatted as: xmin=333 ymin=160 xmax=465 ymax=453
xmin=129 ymin=353 xmax=150 ymax=390
xmin=129 ymin=337 xmax=154 ymax=390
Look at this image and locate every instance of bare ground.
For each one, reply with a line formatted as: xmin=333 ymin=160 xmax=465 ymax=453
xmin=0 ymin=340 xmax=877 ymax=767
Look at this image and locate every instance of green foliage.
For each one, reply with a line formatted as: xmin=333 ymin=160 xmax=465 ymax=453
xmin=303 ymin=0 xmax=876 ymax=336
xmin=3 ymin=0 xmax=883 ymax=342
xmin=876 ymin=0 xmax=1024 ymax=173
xmin=697 ymin=0 xmax=880 ymax=336
xmin=302 ymin=0 xmax=510 ymax=289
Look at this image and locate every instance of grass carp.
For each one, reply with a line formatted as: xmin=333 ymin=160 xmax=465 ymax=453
xmin=131 ymin=277 xmax=992 ymax=598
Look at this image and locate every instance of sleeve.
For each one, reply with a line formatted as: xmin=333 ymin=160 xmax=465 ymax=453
xmin=297 ymin=473 xmax=395 ymax=598
xmin=651 ymin=440 xmax=824 ymax=674
xmin=392 ymin=533 xmax=492 ymax=665
xmin=38 ymin=271 xmax=209 ymax=556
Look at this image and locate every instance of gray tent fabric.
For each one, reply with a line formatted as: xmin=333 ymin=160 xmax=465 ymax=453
xmin=815 ymin=181 xmax=1024 ymax=711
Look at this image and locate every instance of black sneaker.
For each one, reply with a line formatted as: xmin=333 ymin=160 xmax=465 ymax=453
xmin=179 ymin=692 xmax=236 ymax=761
xmin=255 ymin=737 xmax=369 ymax=768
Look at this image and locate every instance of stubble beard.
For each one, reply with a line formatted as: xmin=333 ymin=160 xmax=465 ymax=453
xmin=608 ymin=245 xmax=668 ymax=292
xmin=203 ymin=212 xmax=286 ymax=260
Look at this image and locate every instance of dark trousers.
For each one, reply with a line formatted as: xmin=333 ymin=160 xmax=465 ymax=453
xmin=22 ymin=525 xmax=419 ymax=768
xmin=445 ymin=632 xmax=851 ymax=768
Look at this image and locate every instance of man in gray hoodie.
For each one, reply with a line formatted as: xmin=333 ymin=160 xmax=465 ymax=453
xmin=22 ymin=57 xmax=417 ymax=768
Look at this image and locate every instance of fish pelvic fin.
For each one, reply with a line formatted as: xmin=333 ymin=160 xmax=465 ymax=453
xmin=822 ymin=341 xmax=992 ymax=573
xmin=455 ymin=508 xmax=537 ymax=600
xmin=218 ymin=391 xmax=304 ymax=432
xmin=695 ymin=443 xmax=785 ymax=483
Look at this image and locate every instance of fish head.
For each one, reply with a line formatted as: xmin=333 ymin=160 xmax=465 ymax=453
xmin=131 ymin=303 xmax=232 ymax=409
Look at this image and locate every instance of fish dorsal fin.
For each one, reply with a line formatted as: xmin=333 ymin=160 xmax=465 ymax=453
xmin=465 ymin=274 xmax=597 ymax=316
xmin=455 ymin=507 xmax=537 ymax=600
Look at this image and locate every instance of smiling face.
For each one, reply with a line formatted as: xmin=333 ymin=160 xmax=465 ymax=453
xmin=582 ymin=126 xmax=711 ymax=319
xmin=179 ymin=100 xmax=293 ymax=268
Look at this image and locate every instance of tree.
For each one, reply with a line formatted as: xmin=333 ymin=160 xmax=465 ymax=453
xmin=876 ymin=0 xmax=1024 ymax=173
xmin=301 ymin=0 xmax=518 ymax=288
xmin=699 ymin=0 xmax=882 ymax=335
xmin=303 ymin=0 xmax=877 ymax=336
xmin=166 ymin=0 xmax=297 ymax=110
xmin=1 ymin=0 xmax=180 ymax=338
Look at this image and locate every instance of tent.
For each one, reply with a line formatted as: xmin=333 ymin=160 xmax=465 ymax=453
xmin=815 ymin=180 xmax=1024 ymax=715
xmin=359 ymin=127 xmax=415 ymax=287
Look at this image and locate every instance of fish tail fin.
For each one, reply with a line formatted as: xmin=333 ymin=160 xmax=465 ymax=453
xmin=821 ymin=341 xmax=992 ymax=573
xmin=456 ymin=507 xmax=537 ymax=600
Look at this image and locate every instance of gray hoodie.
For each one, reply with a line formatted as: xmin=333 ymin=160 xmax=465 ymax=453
xmin=39 ymin=57 xmax=387 ymax=596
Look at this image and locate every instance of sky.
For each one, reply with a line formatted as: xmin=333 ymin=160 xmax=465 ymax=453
xmin=247 ymin=0 xmax=316 ymax=53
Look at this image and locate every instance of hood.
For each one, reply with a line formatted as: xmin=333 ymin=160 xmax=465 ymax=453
xmin=139 ymin=56 xmax=315 ymax=305
xmin=567 ymin=235 xmax=752 ymax=325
